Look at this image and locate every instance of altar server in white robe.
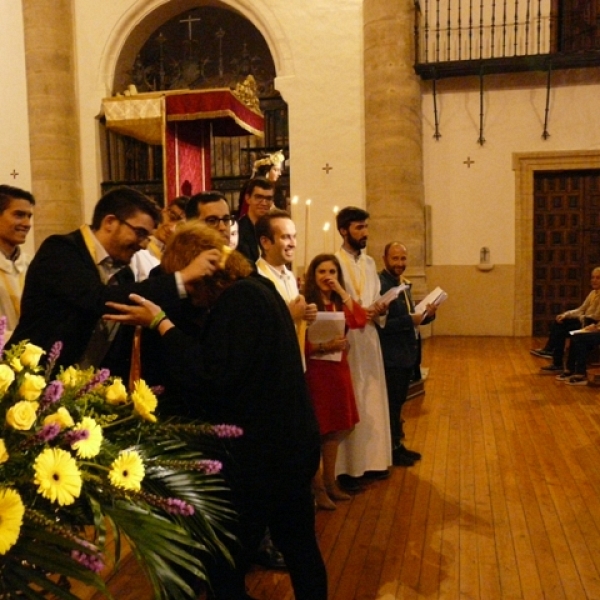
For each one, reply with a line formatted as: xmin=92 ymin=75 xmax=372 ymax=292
xmin=335 ymin=206 xmax=392 ymax=480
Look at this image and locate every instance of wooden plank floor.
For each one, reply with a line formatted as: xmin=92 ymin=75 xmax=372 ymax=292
xmin=84 ymin=337 xmax=600 ymax=599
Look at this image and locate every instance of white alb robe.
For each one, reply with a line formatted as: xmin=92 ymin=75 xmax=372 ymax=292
xmin=0 ymin=248 xmax=31 ymax=339
xmin=335 ymin=247 xmax=392 ymax=477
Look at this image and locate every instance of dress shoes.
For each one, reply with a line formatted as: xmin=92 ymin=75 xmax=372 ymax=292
xmin=252 ymin=538 xmax=287 ymax=571
xmin=392 ymin=446 xmax=416 ymax=467
xmin=337 ymin=474 xmax=363 ymax=492
xmin=361 ymin=469 xmax=390 ymax=481
xmin=396 ymin=444 xmax=422 ymax=461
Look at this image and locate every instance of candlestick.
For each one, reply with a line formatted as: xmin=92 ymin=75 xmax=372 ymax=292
xmin=304 ymin=199 xmax=312 ymax=271
xmin=323 ymin=222 xmax=330 ymax=255
xmin=332 ymin=206 xmax=339 ymax=252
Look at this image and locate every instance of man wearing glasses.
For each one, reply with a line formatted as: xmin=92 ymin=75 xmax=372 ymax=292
xmin=236 ymin=177 xmax=275 ymax=265
xmin=11 ymin=186 xmax=219 ymax=380
xmin=185 ymin=190 xmax=235 ymax=244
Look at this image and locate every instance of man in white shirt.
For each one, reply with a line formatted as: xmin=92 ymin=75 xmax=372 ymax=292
xmin=0 ymin=185 xmax=35 ymax=339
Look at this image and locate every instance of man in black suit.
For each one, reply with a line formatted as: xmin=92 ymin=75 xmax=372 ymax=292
xmin=10 ymin=186 xmax=219 ymax=379
xmin=377 ymin=242 xmax=436 ymax=467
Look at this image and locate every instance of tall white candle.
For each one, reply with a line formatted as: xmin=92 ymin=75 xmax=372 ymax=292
xmin=304 ymin=199 xmax=312 ymax=270
xmin=323 ymin=222 xmax=330 ymax=255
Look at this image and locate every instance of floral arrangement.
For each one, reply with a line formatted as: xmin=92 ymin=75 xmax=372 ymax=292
xmin=0 ymin=317 xmax=240 ymax=600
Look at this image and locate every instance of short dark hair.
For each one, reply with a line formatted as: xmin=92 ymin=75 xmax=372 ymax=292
xmin=336 ymin=206 xmax=369 ymax=232
xmin=185 ymin=191 xmax=228 ymax=220
xmin=245 ymin=177 xmax=275 ymax=199
xmin=255 ymin=209 xmax=292 ymax=253
xmin=0 ymin=185 xmax=35 ymax=214
xmin=91 ymin=186 xmax=161 ymax=230
xmin=169 ymin=195 xmax=189 ymax=213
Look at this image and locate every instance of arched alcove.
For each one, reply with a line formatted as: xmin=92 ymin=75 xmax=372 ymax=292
xmin=98 ymin=0 xmax=292 ymax=209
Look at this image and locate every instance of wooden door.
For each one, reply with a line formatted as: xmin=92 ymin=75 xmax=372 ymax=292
xmin=532 ymin=170 xmax=600 ymax=336
xmin=557 ymin=0 xmax=600 ymax=52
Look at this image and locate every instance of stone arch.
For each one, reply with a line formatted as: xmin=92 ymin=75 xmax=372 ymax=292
xmin=97 ymin=0 xmax=293 ymax=95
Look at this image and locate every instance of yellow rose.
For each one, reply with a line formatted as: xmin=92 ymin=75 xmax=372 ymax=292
xmin=18 ymin=373 xmax=46 ymax=402
xmin=105 ymin=378 xmax=128 ymax=405
xmin=0 ymin=439 xmax=9 ymax=464
xmin=0 ymin=364 xmax=15 ymax=394
xmin=43 ymin=407 xmax=74 ymax=430
xmin=20 ymin=343 xmax=45 ymax=368
xmin=9 ymin=357 xmax=22 ymax=373
xmin=6 ymin=401 xmax=39 ymax=430
xmin=58 ymin=366 xmax=89 ymax=388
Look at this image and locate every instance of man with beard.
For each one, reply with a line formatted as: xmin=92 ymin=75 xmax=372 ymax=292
xmin=11 ymin=186 xmax=219 ymax=380
xmin=334 ymin=206 xmax=392 ymax=489
xmin=377 ymin=242 xmax=436 ymax=466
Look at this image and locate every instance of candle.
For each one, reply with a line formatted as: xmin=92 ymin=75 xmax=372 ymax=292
xmin=290 ymin=195 xmax=299 ymax=220
xmin=332 ymin=206 xmax=339 ymax=252
xmin=323 ymin=222 xmax=330 ymax=254
xmin=304 ymin=199 xmax=312 ymax=270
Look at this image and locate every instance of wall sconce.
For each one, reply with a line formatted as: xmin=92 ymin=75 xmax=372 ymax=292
xmin=477 ymin=246 xmax=494 ymax=271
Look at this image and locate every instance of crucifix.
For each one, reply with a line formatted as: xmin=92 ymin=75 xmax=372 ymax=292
xmin=10 ymin=169 xmax=18 ymax=179
xmin=180 ymin=14 xmax=201 ymax=41
xmin=463 ymin=156 xmax=475 ymax=168
xmin=322 ymin=163 xmax=333 ymax=174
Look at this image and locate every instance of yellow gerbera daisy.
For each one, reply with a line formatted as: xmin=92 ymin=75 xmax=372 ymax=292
xmin=34 ymin=448 xmax=82 ymax=505
xmin=131 ymin=380 xmax=158 ymax=423
xmin=0 ymin=488 xmax=25 ymax=554
xmin=0 ymin=439 xmax=9 ymax=464
xmin=109 ymin=450 xmax=145 ymax=491
xmin=72 ymin=417 xmax=103 ymax=458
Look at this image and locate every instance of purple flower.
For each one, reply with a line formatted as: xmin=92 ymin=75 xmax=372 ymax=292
xmin=77 ymin=368 xmax=110 ymax=396
xmin=37 ymin=423 xmax=61 ymax=443
xmin=40 ymin=380 xmax=64 ymax=409
xmin=71 ymin=547 xmax=105 ymax=573
xmin=44 ymin=341 xmax=63 ymax=378
xmin=165 ymin=497 xmax=195 ymax=516
xmin=211 ymin=424 xmax=243 ymax=438
xmin=150 ymin=385 xmax=165 ymax=396
xmin=197 ymin=459 xmax=223 ymax=475
xmin=64 ymin=429 xmax=90 ymax=445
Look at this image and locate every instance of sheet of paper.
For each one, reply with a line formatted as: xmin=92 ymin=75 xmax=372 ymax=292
xmin=415 ymin=286 xmax=448 ymax=314
xmin=307 ymin=312 xmax=345 ymax=362
xmin=378 ymin=284 xmax=408 ymax=306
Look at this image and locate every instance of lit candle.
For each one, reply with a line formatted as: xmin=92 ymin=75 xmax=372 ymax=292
xmin=332 ymin=206 xmax=339 ymax=252
xmin=304 ymin=199 xmax=312 ymax=270
xmin=290 ymin=195 xmax=299 ymax=220
xmin=323 ymin=222 xmax=330 ymax=254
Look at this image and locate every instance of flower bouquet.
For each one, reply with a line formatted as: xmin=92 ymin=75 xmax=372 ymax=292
xmin=0 ymin=317 xmax=240 ymax=600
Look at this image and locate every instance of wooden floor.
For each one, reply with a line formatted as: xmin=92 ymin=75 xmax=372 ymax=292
xmin=87 ymin=337 xmax=600 ymax=599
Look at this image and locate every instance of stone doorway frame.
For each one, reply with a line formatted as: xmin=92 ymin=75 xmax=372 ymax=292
xmin=513 ymin=150 xmax=600 ymax=336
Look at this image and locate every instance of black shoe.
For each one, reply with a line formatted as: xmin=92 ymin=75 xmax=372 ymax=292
xmin=540 ymin=364 xmax=562 ymax=374
xmin=396 ymin=444 xmax=422 ymax=461
xmin=392 ymin=447 xmax=415 ymax=467
xmin=361 ymin=469 xmax=390 ymax=481
xmin=253 ymin=539 xmax=287 ymax=571
xmin=337 ymin=474 xmax=363 ymax=492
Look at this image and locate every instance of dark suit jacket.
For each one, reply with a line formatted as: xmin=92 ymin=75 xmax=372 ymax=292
xmin=157 ymin=273 xmax=320 ymax=476
xmin=377 ymin=268 xmax=434 ymax=370
xmin=236 ymin=215 xmax=259 ymax=266
xmin=11 ymin=229 xmax=183 ymax=377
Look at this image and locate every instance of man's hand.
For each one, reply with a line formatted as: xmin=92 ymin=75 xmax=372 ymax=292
xmin=367 ymin=300 xmax=386 ymax=320
xmin=289 ymin=295 xmax=308 ymax=321
xmin=304 ymin=302 xmax=318 ymax=324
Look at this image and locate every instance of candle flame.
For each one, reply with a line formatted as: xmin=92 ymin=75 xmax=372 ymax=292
xmin=323 ymin=222 xmax=330 ymax=232
xmin=291 ymin=196 xmax=299 ymax=205
xmin=333 ymin=205 xmax=339 ymax=215
xmin=305 ymin=198 xmax=312 ymax=206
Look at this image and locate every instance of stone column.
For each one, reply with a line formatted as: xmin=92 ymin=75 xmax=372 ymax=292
xmin=22 ymin=0 xmax=83 ymax=248
xmin=363 ymin=0 xmax=426 ymax=296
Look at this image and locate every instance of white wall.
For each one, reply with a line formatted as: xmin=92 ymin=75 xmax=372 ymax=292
xmin=0 ymin=0 xmax=33 ymax=254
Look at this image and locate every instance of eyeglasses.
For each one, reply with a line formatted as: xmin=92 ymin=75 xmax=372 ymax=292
xmin=251 ymin=194 xmax=274 ymax=204
xmin=117 ymin=218 xmax=151 ymax=243
xmin=202 ymin=216 xmax=236 ymax=227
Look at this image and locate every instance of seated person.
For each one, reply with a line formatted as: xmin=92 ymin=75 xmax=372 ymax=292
xmin=555 ymin=325 xmax=600 ymax=386
xmin=534 ymin=267 xmax=600 ymax=374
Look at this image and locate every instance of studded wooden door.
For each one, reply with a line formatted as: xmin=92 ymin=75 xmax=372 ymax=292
xmin=533 ymin=170 xmax=600 ymax=336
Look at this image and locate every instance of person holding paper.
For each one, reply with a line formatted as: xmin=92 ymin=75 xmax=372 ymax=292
xmin=378 ymin=242 xmax=437 ymax=466
xmin=334 ymin=207 xmax=392 ymax=486
xmin=304 ymin=253 xmax=367 ymax=509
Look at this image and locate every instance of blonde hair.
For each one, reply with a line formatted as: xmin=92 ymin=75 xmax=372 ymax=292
xmin=161 ymin=221 xmax=252 ymax=306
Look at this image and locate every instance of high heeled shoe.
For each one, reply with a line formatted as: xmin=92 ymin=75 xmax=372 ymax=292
xmin=325 ymin=482 xmax=351 ymax=501
xmin=313 ymin=486 xmax=336 ymax=510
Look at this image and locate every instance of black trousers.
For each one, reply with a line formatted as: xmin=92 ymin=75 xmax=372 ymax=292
xmin=207 ymin=450 xmax=327 ymax=600
xmin=384 ymin=365 xmax=414 ymax=449
xmin=566 ymin=331 xmax=600 ymax=375
xmin=549 ymin=318 xmax=583 ymax=367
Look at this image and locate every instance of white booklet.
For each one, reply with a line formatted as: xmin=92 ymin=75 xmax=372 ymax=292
xmin=378 ymin=284 xmax=408 ymax=306
xmin=307 ymin=312 xmax=345 ymax=362
xmin=415 ymin=286 xmax=448 ymax=314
